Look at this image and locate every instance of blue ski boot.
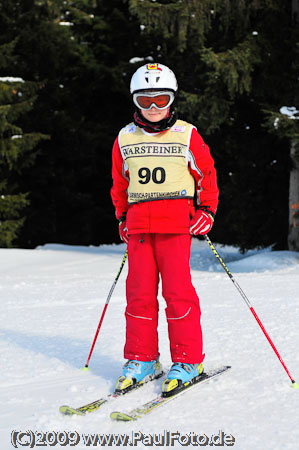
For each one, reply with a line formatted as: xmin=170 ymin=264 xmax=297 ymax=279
xmin=115 ymin=358 xmax=163 ymax=394
xmin=162 ymin=362 xmax=204 ymax=397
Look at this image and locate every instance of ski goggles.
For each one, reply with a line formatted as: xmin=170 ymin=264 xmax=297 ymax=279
xmin=133 ymin=91 xmax=175 ymax=110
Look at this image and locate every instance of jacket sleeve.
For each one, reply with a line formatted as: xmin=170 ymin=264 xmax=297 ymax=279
xmin=110 ymin=136 xmax=129 ymax=220
xmin=188 ymin=128 xmax=219 ymax=215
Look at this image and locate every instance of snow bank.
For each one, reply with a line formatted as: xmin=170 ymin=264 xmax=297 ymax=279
xmin=1 ymin=241 xmax=299 ymax=450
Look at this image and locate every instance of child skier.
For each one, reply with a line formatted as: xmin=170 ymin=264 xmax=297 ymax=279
xmin=111 ymin=63 xmax=219 ymax=397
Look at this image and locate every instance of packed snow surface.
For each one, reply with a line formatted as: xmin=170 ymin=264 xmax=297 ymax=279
xmin=1 ymin=240 xmax=299 ymax=449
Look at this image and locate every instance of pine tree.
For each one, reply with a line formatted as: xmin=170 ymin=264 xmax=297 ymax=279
xmin=0 ymin=78 xmax=47 ymax=247
xmin=2 ymin=0 xmax=149 ymax=247
xmin=263 ymin=108 xmax=299 ymax=250
xmin=261 ymin=1 xmax=299 ymax=251
xmin=1 ymin=0 xmax=295 ymax=250
xmin=128 ymin=0 xmax=296 ymax=250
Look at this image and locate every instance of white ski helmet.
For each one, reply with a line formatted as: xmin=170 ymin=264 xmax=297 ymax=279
xmin=130 ymin=63 xmax=178 ymax=94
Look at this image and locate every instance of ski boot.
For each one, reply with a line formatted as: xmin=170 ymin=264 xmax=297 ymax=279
xmin=115 ymin=358 xmax=163 ymax=394
xmin=162 ymin=362 xmax=204 ymax=397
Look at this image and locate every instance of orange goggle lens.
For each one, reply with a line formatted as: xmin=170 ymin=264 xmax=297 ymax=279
xmin=134 ymin=93 xmax=173 ymax=110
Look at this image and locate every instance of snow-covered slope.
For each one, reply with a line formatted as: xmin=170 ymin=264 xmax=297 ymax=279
xmin=1 ymin=240 xmax=299 ymax=449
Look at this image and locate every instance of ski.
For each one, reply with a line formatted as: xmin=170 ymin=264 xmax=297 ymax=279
xmin=59 ymin=370 xmax=164 ymax=416
xmin=110 ymin=365 xmax=231 ymax=422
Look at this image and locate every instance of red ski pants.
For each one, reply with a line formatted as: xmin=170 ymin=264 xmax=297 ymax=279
xmin=124 ymin=234 xmax=204 ymax=363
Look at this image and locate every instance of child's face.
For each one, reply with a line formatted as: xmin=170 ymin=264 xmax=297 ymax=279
xmin=141 ymin=106 xmax=169 ymax=123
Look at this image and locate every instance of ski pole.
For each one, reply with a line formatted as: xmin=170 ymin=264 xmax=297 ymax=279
xmin=204 ymin=234 xmax=298 ymax=388
xmin=83 ymin=249 xmax=128 ymax=370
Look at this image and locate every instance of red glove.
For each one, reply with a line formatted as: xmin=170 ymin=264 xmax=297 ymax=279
xmin=119 ymin=218 xmax=129 ymax=243
xmin=190 ymin=210 xmax=214 ymax=236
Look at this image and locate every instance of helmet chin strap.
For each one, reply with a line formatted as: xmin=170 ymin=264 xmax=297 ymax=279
xmin=133 ymin=105 xmax=177 ymax=132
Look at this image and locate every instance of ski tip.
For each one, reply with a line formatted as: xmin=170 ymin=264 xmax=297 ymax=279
xmin=59 ymin=405 xmax=85 ymax=416
xmin=110 ymin=411 xmax=137 ymax=422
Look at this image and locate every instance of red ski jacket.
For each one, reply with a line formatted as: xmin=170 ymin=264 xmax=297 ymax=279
xmin=111 ymin=123 xmax=219 ymax=235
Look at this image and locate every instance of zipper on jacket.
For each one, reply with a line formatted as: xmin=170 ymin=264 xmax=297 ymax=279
xmin=139 ymin=234 xmax=144 ymax=243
